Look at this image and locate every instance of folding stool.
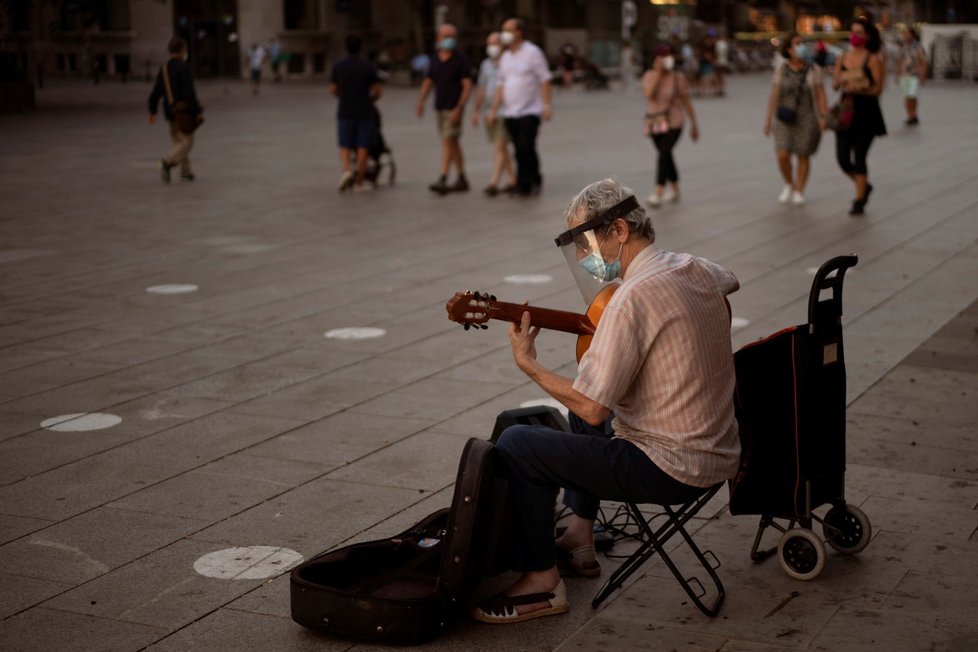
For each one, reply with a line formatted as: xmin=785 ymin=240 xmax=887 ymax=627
xmin=591 ymin=483 xmax=725 ymax=616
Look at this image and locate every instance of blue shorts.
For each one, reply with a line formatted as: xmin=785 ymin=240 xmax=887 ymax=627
xmin=337 ymin=117 xmax=377 ymax=150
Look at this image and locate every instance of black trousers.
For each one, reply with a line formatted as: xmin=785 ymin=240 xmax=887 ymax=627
xmin=652 ymin=127 xmax=683 ymax=185
xmin=835 ymin=128 xmax=876 ymax=175
xmin=504 ymin=115 xmax=542 ymax=193
xmin=495 ymin=412 xmax=707 ymax=572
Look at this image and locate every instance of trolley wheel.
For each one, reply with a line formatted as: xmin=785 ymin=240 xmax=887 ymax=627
xmin=822 ymin=504 xmax=871 ymax=555
xmin=777 ymin=528 xmax=826 ymax=581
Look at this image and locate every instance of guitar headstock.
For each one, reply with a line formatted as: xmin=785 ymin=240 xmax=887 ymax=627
xmin=445 ymin=291 xmax=497 ymax=330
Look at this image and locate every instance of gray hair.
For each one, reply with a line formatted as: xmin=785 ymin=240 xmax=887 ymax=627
xmin=563 ymin=178 xmax=655 ymax=242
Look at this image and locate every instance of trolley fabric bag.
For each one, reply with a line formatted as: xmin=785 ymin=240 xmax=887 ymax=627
xmin=728 ymin=321 xmax=847 ymax=519
xmin=289 ymin=437 xmax=510 ymax=645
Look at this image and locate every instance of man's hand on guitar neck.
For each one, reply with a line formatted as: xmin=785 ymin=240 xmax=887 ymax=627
xmin=508 ymin=308 xmax=612 ymax=427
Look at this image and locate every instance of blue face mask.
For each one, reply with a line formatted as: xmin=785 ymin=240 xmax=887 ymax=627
xmin=579 ymin=237 xmax=623 ymax=282
xmin=794 ymin=43 xmax=810 ymax=61
xmin=439 ymin=37 xmax=457 ymax=50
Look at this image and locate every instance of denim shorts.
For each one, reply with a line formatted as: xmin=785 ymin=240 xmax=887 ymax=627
xmin=337 ymin=117 xmax=377 ymax=150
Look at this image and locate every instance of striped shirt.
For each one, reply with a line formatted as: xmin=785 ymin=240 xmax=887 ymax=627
xmin=573 ymin=245 xmax=741 ymax=488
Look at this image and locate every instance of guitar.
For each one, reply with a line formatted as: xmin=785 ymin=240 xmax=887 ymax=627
xmin=445 ymin=285 xmax=617 ymax=362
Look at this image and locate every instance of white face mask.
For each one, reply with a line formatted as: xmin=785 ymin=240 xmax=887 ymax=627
xmin=500 ymin=31 xmax=515 ymax=46
xmin=487 ymin=44 xmax=502 ymax=59
xmin=661 ymin=56 xmax=675 ymax=71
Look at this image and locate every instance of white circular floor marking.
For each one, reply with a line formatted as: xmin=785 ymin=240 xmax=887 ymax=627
xmin=146 ymin=284 xmax=199 ymax=295
xmin=519 ymin=398 xmax=569 ymax=419
xmin=324 ymin=327 xmax=386 ymax=340
xmin=731 ymin=317 xmax=750 ymax=331
xmin=193 ymin=546 xmax=303 ymax=580
xmin=40 ymin=413 xmax=122 ymax=432
xmin=504 ymin=274 xmax=553 ymax=285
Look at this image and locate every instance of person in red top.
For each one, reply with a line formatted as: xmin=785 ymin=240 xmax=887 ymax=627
xmin=472 ymin=178 xmax=740 ymax=625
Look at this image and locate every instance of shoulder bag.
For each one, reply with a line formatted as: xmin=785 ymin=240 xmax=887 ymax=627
xmin=776 ymin=64 xmax=808 ymax=124
xmin=162 ymin=62 xmax=204 ymax=134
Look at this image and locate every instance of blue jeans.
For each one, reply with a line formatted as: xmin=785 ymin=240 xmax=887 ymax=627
xmin=495 ymin=413 xmax=706 ymax=572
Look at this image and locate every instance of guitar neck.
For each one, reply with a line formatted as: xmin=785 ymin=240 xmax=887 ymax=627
xmin=488 ymin=301 xmax=595 ymax=335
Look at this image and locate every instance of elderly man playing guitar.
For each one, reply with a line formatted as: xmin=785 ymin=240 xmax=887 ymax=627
xmin=471 ymin=178 xmax=742 ymax=624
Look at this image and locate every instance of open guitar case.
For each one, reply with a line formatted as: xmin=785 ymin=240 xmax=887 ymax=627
xmin=290 ymin=435 xmax=514 ymax=644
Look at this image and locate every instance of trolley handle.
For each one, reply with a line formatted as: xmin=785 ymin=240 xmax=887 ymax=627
xmin=808 ymin=255 xmax=858 ymax=326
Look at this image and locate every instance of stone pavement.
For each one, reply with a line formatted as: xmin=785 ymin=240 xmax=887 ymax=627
xmin=0 ymin=73 xmax=977 ymax=651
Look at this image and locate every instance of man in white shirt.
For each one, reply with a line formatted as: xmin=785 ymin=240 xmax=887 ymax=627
xmin=488 ymin=18 xmax=552 ymax=196
xmin=248 ymin=43 xmax=266 ymax=95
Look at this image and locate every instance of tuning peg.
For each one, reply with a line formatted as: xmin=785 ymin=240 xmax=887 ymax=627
xmin=463 ymin=323 xmax=471 ymax=331
xmin=480 ymin=324 xmax=488 ymax=330
xmin=489 ymin=294 xmax=496 ymax=301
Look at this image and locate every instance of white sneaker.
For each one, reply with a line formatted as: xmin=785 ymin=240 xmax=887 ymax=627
xmin=778 ymin=185 xmax=792 ymax=203
xmin=352 ymin=182 xmax=374 ymax=193
xmin=646 ymin=192 xmax=661 ymax=206
xmin=337 ymin=171 xmax=354 ymax=192
xmin=662 ymin=188 xmax=679 ymax=203
xmin=791 ymin=190 xmax=805 ymax=205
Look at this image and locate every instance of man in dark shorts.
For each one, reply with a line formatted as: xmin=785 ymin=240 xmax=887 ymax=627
xmin=416 ymin=23 xmax=473 ymax=195
xmin=331 ymin=34 xmax=382 ymax=193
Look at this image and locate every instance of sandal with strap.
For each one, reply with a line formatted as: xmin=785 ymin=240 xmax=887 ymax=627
xmin=471 ymin=581 xmax=569 ymax=624
xmin=555 ymin=544 xmax=601 ymax=577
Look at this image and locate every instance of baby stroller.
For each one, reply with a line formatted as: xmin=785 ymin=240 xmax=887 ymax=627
xmin=363 ymin=103 xmax=396 ymax=186
xmin=728 ymin=255 xmax=871 ymax=580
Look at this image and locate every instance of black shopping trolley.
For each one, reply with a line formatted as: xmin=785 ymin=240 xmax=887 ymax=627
xmin=728 ymin=255 xmax=871 ymax=580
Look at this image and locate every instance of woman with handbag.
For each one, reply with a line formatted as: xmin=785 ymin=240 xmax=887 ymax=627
xmin=763 ymin=33 xmax=827 ymax=206
xmin=642 ymin=44 xmax=699 ymax=207
xmin=832 ymin=18 xmax=887 ymax=215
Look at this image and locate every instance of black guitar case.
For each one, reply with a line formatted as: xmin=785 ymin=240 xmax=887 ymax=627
xmin=290 ymin=437 xmax=510 ymax=645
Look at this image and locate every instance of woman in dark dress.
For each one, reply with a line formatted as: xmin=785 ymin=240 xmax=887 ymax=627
xmin=833 ymin=17 xmax=887 ymax=215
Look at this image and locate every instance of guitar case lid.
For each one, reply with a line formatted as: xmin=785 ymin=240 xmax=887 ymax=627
xmin=289 ymin=437 xmax=508 ymax=644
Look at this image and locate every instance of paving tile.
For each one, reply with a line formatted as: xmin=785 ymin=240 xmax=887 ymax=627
xmin=847 ymin=432 xmax=978 ymax=481
xmin=326 ymin=429 xmax=471 ymax=491
xmin=145 ymin=608 xmax=346 ymax=652
xmin=0 ymin=573 xmax=72 ymax=619
xmin=165 ymin=363 xmax=324 ymax=402
xmin=231 ymin=372 xmax=399 ymax=421
xmin=0 ymin=507 xmax=208 ymax=585
xmin=348 ymin=377 xmax=514 ymax=421
xmin=0 ymin=607 xmax=166 ymax=652
xmin=847 ymin=412 xmax=978 ymax=452
xmin=248 ymin=411 xmax=434 ymax=466
xmin=247 ymin=347 xmax=370 ymax=373
xmin=0 ymin=513 xmax=52 ymax=546
xmin=0 ymin=412 xmax=302 ymax=521
xmin=809 ymin=570 xmax=978 ymax=651
xmin=72 ymin=336 xmax=200 ymax=366
xmin=107 ymin=454 xmax=326 ymax=521
xmin=189 ymin=479 xmax=425 ymax=554
xmin=40 ymin=538 xmax=272 ymax=630
xmin=556 ymin=613 xmax=759 ymax=651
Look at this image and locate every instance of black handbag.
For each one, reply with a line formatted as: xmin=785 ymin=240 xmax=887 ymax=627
xmin=775 ymin=64 xmax=809 ymax=125
xmin=162 ymin=62 xmax=204 ymax=134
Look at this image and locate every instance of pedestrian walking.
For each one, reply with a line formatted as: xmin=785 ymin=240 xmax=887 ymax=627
xmin=248 ymin=43 xmax=266 ymax=94
xmin=620 ymin=40 xmax=636 ymax=92
xmin=763 ymin=33 xmax=827 ymax=206
xmin=488 ymin=18 xmax=553 ymax=197
xmin=898 ymin=26 xmax=927 ymax=125
xmin=148 ymin=36 xmax=202 ymax=184
xmin=833 ymin=17 xmax=887 ymax=216
xmin=331 ymin=34 xmax=383 ymax=193
xmin=714 ymin=33 xmax=730 ymax=96
xmin=268 ymin=38 xmax=283 ymax=82
xmin=642 ymin=44 xmax=698 ymax=207
xmin=472 ymin=32 xmax=515 ymax=196
xmin=416 ymin=23 xmax=473 ymax=195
